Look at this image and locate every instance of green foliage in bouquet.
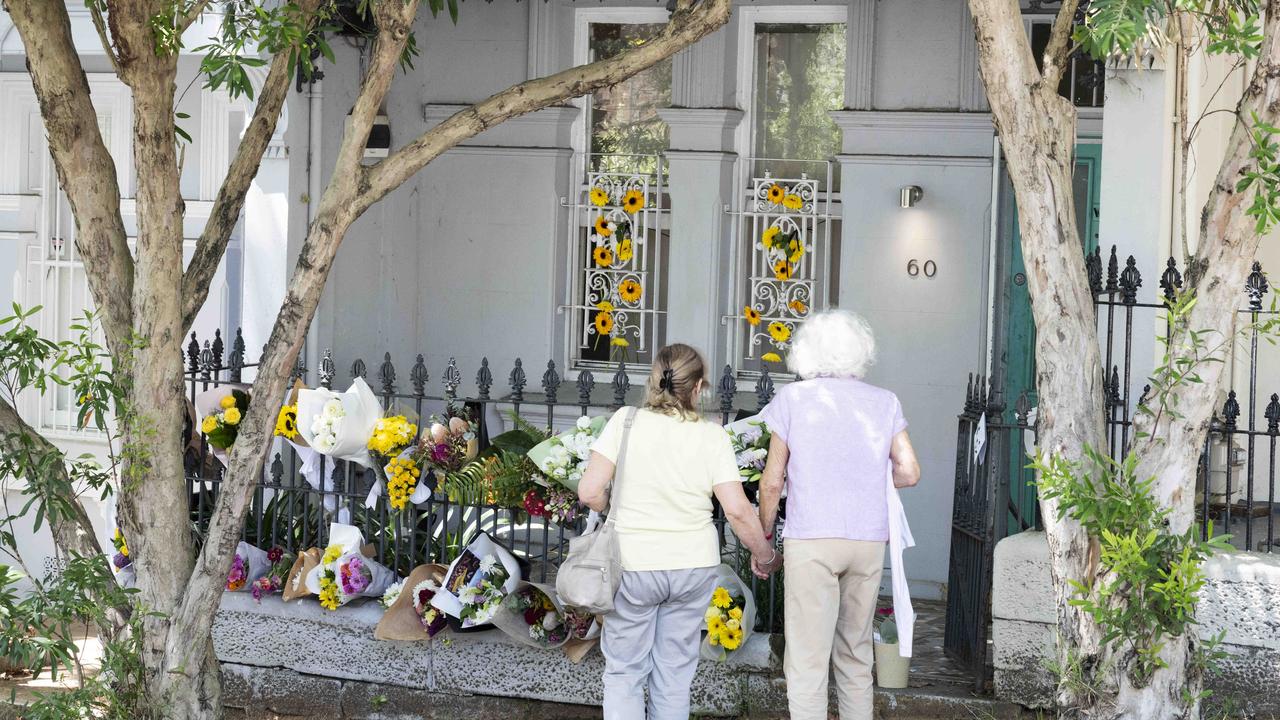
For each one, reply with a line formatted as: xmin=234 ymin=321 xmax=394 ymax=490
xmin=441 ymin=450 xmax=536 ymax=508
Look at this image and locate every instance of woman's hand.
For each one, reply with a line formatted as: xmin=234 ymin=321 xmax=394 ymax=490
xmin=751 ymin=550 xmax=782 ymax=579
xmin=891 ymin=430 xmax=921 ymax=489
xmin=578 ymin=451 xmax=615 ymax=512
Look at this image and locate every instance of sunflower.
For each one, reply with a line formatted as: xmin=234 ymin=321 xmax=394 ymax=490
xmin=618 ymin=237 xmax=634 ymax=262
xmin=761 ymin=352 xmax=782 ymax=363
xmin=275 ymin=405 xmax=299 ymax=439
xmin=611 ymin=337 xmax=630 ymax=348
xmin=593 ymin=246 xmax=614 ymax=267
xmin=721 ymin=626 xmax=744 ymax=650
xmin=744 ymin=306 xmax=761 ymax=326
xmin=788 ymin=238 xmax=805 ymax=263
xmin=773 ymin=260 xmax=793 ymax=280
xmin=762 ymin=225 xmax=780 ymax=249
xmin=789 ymin=299 xmax=809 ymax=315
xmin=712 ymin=587 xmax=733 ymax=609
xmin=594 ymin=311 xmax=614 ymax=335
xmin=768 ymin=322 xmax=791 ymax=343
xmin=766 ymin=183 xmax=785 ymax=204
xmin=597 ymin=300 xmax=615 ymax=313
xmin=594 ymin=216 xmax=614 ymax=238
xmin=622 ymin=189 xmax=645 ymax=214
xmin=782 ymin=193 xmax=803 ymax=210
xmin=619 ymin=279 xmax=643 ymax=303
xmin=589 ymin=187 xmax=609 ymax=207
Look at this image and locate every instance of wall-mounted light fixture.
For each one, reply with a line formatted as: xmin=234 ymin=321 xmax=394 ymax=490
xmin=900 ymin=185 xmax=923 ymax=208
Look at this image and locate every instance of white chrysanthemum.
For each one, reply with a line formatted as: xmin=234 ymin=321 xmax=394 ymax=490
xmin=479 ymin=555 xmax=498 ymax=575
xmin=410 ymin=579 xmax=438 ymax=611
xmin=381 ymin=580 xmax=404 ymax=608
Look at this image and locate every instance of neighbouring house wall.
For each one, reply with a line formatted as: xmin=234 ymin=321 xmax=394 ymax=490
xmin=992 ymin=531 xmax=1280 ymax=716
xmin=305 ymin=0 xmax=996 ymax=596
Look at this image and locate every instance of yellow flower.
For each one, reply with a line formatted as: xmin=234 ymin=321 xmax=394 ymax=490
xmin=220 ymin=395 xmax=237 ymax=410
xmin=762 ymin=226 xmax=780 ymax=249
xmin=593 ymin=246 xmax=614 ymax=267
xmin=766 ymin=184 xmax=785 ymax=204
xmin=594 ymin=216 xmax=613 ymax=238
xmin=619 ymin=279 xmax=643 ymax=304
xmin=712 ymin=587 xmax=732 ymax=609
xmin=761 ymin=352 xmax=782 ymax=363
xmin=727 ymin=618 xmax=740 ymax=631
xmin=729 ymin=607 xmax=743 ymax=621
xmin=319 ymin=577 xmax=340 ymax=611
xmin=773 ymin=260 xmax=793 ymax=281
xmin=708 ymin=631 xmax=720 ymax=646
xmin=119 ymin=540 xmax=129 ymax=558
xmin=618 ymin=237 xmax=634 ymax=262
xmin=788 ymin=238 xmax=805 ymax=263
xmin=622 ymin=189 xmax=645 ymax=214
xmin=611 ymin=337 xmax=630 ymax=348
xmin=385 ymin=456 xmax=420 ymax=511
xmin=597 ymin=300 xmax=614 ymax=313
xmin=275 ymin=405 xmax=299 ymax=440
xmin=782 ymin=193 xmax=803 ymax=210
xmin=201 ymin=415 xmax=218 ymax=434
xmin=705 ymin=605 xmax=722 ymax=622
xmin=707 ymin=615 xmax=726 ymax=635
xmin=589 ymin=187 xmax=609 ymax=207
xmin=322 ymin=544 xmax=343 ymax=566
xmin=744 ymin=306 xmax=761 ymax=326
xmin=594 ymin=311 xmax=614 ymax=335
xmin=721 ymin=627 xmax=743 ymax=650
xmin=768 ymin=322 xmax=791 ymax=343
xmin=223 ymin=407 xmax=241 ymax=425
xmin=789 ymin=299 xmax=808 ymax=315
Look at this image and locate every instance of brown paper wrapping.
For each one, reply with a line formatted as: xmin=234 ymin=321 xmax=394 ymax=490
xmin=282 ymin=548 xmax=321 ymax=601
xmin=562 ymin=634 xmax=600 ymax=664
xmin=374 ymin=564 xmax=449 ymax=641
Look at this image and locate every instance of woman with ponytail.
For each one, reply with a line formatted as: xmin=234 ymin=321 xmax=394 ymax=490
xmin=578 ymin=343 xmax=778 ymax=720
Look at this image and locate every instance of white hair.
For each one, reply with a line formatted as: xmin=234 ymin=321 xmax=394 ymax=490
xmin=787 ymin=310 xmax=877 ymax=379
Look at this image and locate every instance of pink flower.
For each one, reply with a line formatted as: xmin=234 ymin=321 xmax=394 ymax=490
xmin=339 ymin=556 xmax=371 ymax=595
xmin=876 ymin=607 xmax=894 ymax=617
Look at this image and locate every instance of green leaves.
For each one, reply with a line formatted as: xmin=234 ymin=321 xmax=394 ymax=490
xmin=1236 ymin=112 xmax=1280 ymax=234
xmin=1075 ymin=0 xmax=1264 ymax=63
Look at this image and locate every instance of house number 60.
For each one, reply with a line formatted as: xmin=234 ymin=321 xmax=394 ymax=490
xmin=907 ymin=259 xmax=937 ymax=278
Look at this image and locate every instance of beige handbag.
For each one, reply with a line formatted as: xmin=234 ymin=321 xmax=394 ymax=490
xmin=554 ymin=407 xmax=637 ymax=615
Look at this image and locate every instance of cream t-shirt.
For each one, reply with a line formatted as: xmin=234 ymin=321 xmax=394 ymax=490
xmin=590 ymin=407 xmax=742 ymax=572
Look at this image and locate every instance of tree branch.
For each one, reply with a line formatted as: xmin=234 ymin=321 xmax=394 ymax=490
xmin=7 ymin=2 xmax=135 ymax=354
xmin=364 ymin=0 xmax=734 ymax=206
xmin=0 ymin=396 xmax=128 ymax=639
xmin=181 ymin=0 xmax=321 ymax=333
xmin=1042 ymin=0 xmax=1082 ymax=89
xmin=179 ymin=0 xmax=215 ymax=35
xmin=88 ymin=3 xmax=124 ymax=77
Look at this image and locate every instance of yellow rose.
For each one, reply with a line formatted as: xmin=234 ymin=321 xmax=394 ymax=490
xmin=223 ymin=407 xmax=241 ymax=425
xmin=220 ymin=395 xmax=237 ymax=410
xmin=729 ymin=607 xmax=743 ymax=620
xmin=201 ymin=415 xmax=218 ymax=434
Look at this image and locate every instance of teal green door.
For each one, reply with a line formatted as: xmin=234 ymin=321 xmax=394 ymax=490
xmin=1003 ymin=143 xmax=1102 ymax=532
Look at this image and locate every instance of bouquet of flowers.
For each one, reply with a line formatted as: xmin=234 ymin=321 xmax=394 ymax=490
xmin=224 ymin=541 xmax=270 ymax=592
xmin=296 ymin=378 xmax=383 ymax=468
xmin=521 ymin=486 xmax=582 ymax=526
xmin=110 ymin=527 xmax=135 ymax=588
xmin=701 ymin=564 xmax=757 ymax=661
xmin=195 ymin=386 xmax=251 ymax=457
xmin=420 ymin=407 xmax=479 ymax=475
xmin=365 ymin=412 xmax=419 ymax=511
xmin=526 ymin=415 xmax=607 ymax=492
xmin=282 ymin=547 xmax=321 ymax=602
xmin=725 ymin=416 xmax=771 ymax=484
xmin=250 ymin=547 xmax=295 ymax=601
xmin=305 ymin=523 xmax=398 ymax=610
xmin=431 ymin=532 xmax=521 ymax=630
xmin=375 ymin=563 xmax=451 ymax=641
xmin=493 ymin=582 xmax=573 ymax=649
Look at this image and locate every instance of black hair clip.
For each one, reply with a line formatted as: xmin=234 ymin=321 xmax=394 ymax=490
xmin=659 ymin=368 xmax=676 ymax=392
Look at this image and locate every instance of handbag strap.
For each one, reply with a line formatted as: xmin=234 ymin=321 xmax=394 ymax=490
xmin=603 ymin=406 xmax=639 ymax=524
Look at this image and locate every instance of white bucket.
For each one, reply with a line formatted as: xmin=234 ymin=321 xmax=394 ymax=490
xmin=874 ymin=641 xmax=910 ymax=689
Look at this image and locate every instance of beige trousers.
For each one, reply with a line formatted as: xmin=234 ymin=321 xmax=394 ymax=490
xmin=783 ymin=538 xmax=886 ymax=720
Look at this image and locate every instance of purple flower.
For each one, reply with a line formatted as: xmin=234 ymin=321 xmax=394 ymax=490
xmin=113 ymin=552 xmax=131 ymax=569
xmin=339 ymin=556 xmax=371 ymax=595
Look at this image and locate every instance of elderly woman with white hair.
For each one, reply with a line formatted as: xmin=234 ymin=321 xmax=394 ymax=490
xmin=755 ymin=310 xmax=920 ymax=720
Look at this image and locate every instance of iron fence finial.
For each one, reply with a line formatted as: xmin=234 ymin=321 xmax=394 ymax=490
xmin=351 ymin=357 xmax=367 ymax=380
xmin=411 ymin=355 xmax=428 ymax=397
xmin=229 ymin=329 xmax=245 ymax=382
xmin=1223 ymin=390 xmax=1241 ymax=430
xmin=1266 ymin=393 xmax=1280 ymax=435
xmin=1086 ymin=247 xmax=1103 ymax=295
xmin=212 ymin=329 xmax=224 ymax=372
xmin=756 ymin=369 xmax=774 ymax=411
xmin=1106 ymin=246 xmax=1119 ymax=294
xmin=718 ymin=365 xmax=737 ymax=415
xmin=199 ymin=341 xmax=214 ymax=382
xmin=1160 ymin=257 xmax=1182 ymax=304
xmin=477 ymin=358 xmax=493 ymax=401
xmin=510 ymin=359 xmax=526 ymax=403
xmin=320 ymin=349 xmax=335 ymax=389
xmin=187 ymin=332 xmax=200 ymax=374
xmin=1247 ymin=261 xmax=1268 ymax=311
xmin=611 ymin=362 xmax=629 ymax=407
xmin=379 ymin=353 xmax=396 ymax=395
xmin=577 ymin=370 xmax=595 ymax=407
xmin=1119 ymin=255 xmax=1142 ymax=305
xmin=542 ymin=361 xmax=561 ymax=404
xmin=444 ymin=358 xmax=461 ymax=400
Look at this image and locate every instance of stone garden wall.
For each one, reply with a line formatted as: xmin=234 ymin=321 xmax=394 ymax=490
xmin=992 ymin=531 xmax=1280 ymax=717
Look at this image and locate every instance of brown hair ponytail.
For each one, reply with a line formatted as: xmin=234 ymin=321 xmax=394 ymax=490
xmin=643 ymin=344 xmax=707 ymax=421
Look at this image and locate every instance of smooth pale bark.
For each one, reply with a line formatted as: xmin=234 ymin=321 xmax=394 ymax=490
xmin=969 ymin=0 xmax=1280 ymax=717
xmin=965 ymin=0 xmax=1107 ymax=712
xmin=5 ymin=0 xmax=733 ymax=717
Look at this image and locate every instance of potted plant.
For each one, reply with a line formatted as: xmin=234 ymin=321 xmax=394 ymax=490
xmin=873 ymin=607 xmax=910 ymax=688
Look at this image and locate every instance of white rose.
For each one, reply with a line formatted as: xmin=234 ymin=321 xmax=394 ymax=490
xmin=576 ymin=416 xmax=592 ymax=430
xmin=542 ymin=611 xmax=559 ymax=629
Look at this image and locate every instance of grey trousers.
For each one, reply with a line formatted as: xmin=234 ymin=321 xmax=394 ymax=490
xmin=601 ymin=566 xmax=718 ymax=720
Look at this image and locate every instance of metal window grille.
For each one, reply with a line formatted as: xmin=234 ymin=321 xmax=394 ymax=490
xmin=724 ymin=159 xmax=835 ymax=376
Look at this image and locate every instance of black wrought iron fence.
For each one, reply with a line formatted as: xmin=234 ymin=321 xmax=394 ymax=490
xmin=181 ymin=333 xmax=786 ymax=631
xmin=945 ymin=246 xmax=1279 ymax=691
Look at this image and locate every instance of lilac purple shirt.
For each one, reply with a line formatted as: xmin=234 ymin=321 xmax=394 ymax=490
xmin=759 ymin=377 xmax=908 ymax=542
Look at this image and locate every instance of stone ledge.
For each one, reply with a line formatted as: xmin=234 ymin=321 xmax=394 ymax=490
xmin=992 ymin=532 xmax=1280 ymax=715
